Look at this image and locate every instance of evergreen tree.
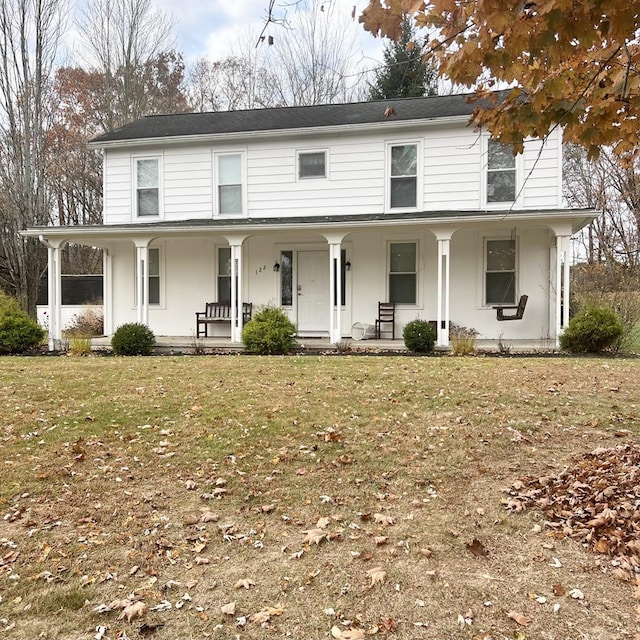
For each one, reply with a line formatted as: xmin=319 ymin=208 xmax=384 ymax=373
xmin=368 ymin=15 xmax=437 ymax=100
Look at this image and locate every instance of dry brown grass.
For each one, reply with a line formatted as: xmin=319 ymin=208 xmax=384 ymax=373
xmin=0 ymin=354 xmax=639 ymax=640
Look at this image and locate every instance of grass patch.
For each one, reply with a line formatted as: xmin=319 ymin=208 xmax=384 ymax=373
xmin=0 ymin=355 xmax=638 ymax=639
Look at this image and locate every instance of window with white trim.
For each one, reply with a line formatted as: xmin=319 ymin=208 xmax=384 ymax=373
xmin=216 ymin=154 xmax=243 ymax=214
xmin=389 ymin=242 xmax=417 ymax=304
xmin=280 ymin=250 xmax=293 ymax=306
xmin=485 ymin=238 xmax=516 ymax=305
xmin=148 ymin=248 xmax=160 ymax=304
xmin=390 ymin=144 xmax=417 ymax=208
xmin=136 ymin=158 xmax=159 ymax=217
xmin=487 ymin=140 xmax=516 ymax=203
xmin=298 ymin=151 xmax=326 ymax=179
xmin=218 ymin=247 xmax=231 ymax=304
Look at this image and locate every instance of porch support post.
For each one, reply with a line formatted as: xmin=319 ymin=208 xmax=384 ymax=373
xmin=555 ymin=233 xmax=571 ymax=344
xmin=223 ymin=234 xmax=249 ymax=343
xmin=103 ymin=249 xmax=113 ymax=336
xmin=434 ymin=230 xmax=454 ymax=348
xmin=133 ymin=238 xmax=153 ymax=327
xmin=322 ymin=232 xmax=347 ymax=344
xmin=40 ymin=235 xmax=65 ymax=351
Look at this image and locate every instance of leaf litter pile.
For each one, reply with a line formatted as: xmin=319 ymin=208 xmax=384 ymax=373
xmin=0 ymin=355 xmax=639 ymax=640
xmin=505 ymin=443 xmax=640 ymax=580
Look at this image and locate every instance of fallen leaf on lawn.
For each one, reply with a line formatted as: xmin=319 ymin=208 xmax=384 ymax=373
xmin=366 ymin=566 xmax=386 ymax=587
xmin=185 ymin=480 xmax=198 ymax=490
xmin=316 ymin=516 xmax=331 ymax=529
xmin=221 ymin=602 xmax=236 ymax=616
xmin=260 ymin=504 xmax=276 ymax=513
xmin=465 ymin=538 xmax=489 ymax=557
xmin=569 ymin=588 xmax=584 ymax=599
xmin=234 ymin=578 xmax=256 ymax=590
xmin=420 ymin=547 xmax=432 ymax=557
xmin=249 ymin=605 xmax=284 ymax=624
xmin=192 ymin=542 xmax=206 ymax=553
xmin=200 ymin=510 xmax=219 ymax=523
xmin=374 ymin=536 xmax=389 ymax=546
xmin=303 ymin=528 xmax=327 ymax=545
xmin=373 ymin=513 xmax=394 ymax=526
xmin=507 ymin=610 xmax=532 ymax=626
xmin=149 ymin=601 xmax=172 ymax=612
xmin=118 ymin=600 xmax=146 ymax=622
xmin=549 ymin=557 xmax=562 ymax=568
xmin=552 ymin=583 xmax=566 ymax=596
xmin=331 ymin=626 xmax=366 ymax=639
xmin=194 ymin=556 xmax=210 ymax=565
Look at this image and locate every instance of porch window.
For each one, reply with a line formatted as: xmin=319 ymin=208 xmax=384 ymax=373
xmin=136 ymin=158 xmax=159 ymax=217
xmin=389 ymin=242 xmax=416 ymax=304
xmin=485 ymin=238 xmax=516 ymax=305
xmin=298 ymin=151 xmax=326 ymax=179
xmin=217 ymin=153 xmax=243 ymax=215
xmin=390 ymin=144 xmax=417 ymax=208
xmin=218 ymin=247 xmax=231 ymax=304
xmin=148 ymin=248 xmax=160 ymax=304
xmin=487 ymin=140 xmax=516 ymax=203
xmin=280 ymin=250 xmax=293 ymax=306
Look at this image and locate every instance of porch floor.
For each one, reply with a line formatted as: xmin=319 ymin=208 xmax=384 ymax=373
xmin=90 ymin=336 xmax=558 ymax=355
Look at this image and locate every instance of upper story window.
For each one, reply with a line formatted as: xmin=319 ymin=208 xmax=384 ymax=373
xmin=389 ymin=241 xmax=417 ymax=304
xmin=487 ymin=140 xmax=516 ymax=203
xmin=216 ymin=153 xmax=243 ymax=215
xmin=485 ymin=238 xmax=516 ymax=305
xmin=298 ymin=151 xmax=326 ymax=179
xmin=136 ymin=158 xmax=159 ymax=217
xmin=390 ymin=144 xmax=417 ymax=208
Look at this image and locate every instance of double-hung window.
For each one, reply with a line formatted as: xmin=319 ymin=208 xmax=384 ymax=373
xmin=136 ymin=158 xmax=159 ymax=217
xmin=217 ymin=247 xmax=231 ymax=304
xmin=390 ymin=144 xmax=417 ymax=208
xmin=485 ymin=239 xmax=516 ymax=305
xmin=298 ymin=151 xmax=326 ymax=179
xmin=487 ymin=140 xmax=516 ymax=203
xmin=148 ymin=248 xmax=160 ymax=304
xmin=389 ymin=242 xmax=417 ymax=304
xmin=216 ymin=153 xmax=243 ymax=215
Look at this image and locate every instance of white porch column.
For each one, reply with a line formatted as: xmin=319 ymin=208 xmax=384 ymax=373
xmin=322 ymin=232 xmax=347 ymax=344
xmin=102 ymin=249 xmax=113 ymax=336
xmin=40 ymin=236 xmax=65 ymax=350
xmin=434 ymin=231 xmax=454 ymax=348
xmin=555 ymin=234 xmax=571 ymax=343
xmin=133 ymin=238 xmax=153 ymax=326
xmin=223 ymin=235 xmax=248 ymax=343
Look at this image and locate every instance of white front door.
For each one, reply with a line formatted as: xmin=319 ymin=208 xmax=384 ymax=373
xmin=297 ymin=250 xmax=329 ymax=334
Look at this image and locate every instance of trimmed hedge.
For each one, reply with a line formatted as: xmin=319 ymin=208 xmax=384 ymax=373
xmin=111 ymin=323 xmax=155 ymax=356
xmin=242 ymin=306 xmax=297 ymax=355
xmin=560 ymin=305 xmax=623 ymax=353
xmin=403 ymin=319 xmax=436 ymax=353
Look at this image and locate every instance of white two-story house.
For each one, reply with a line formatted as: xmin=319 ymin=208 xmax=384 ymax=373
xmin=26 ymin=92 xmax=596 ymax=348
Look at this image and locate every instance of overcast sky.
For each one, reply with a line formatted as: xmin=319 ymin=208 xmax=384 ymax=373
xmin=153 ymin=0 xmax=382 ymax=64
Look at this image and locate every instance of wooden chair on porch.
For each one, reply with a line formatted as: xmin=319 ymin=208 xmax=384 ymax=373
xmin=375 ymin=302 xmax=396 ymax=339
xmin=494 ymin=295 xmax=528 ymax=321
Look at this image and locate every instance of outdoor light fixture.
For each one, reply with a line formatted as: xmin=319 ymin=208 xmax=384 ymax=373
xmin=273 ymin=262 xmax=280 ymax=272
xmin=345 ymin=261 xmax=351 ymax=271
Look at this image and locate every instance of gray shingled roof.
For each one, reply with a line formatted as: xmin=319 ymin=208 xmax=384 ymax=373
xmin=91 ymin=92 xmax=493 ymax=144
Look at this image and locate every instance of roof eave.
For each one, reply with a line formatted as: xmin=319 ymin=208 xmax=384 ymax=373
xmin=88 ymin=115 xmax=472 ymax=149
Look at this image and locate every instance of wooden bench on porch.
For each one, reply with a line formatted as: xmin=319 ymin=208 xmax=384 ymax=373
xmin=195 ymin=302 xmax=253 ymax=337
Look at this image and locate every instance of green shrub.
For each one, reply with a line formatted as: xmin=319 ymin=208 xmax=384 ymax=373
xmin=111 ymin=323 xmax=155 ymax=356
xmin=0 ymin=291 xmax=23 ymax=316
xmin=0 ymin=312 xmax=46 ymax=354
xmin=559 ymin=305 xmax=623 ymax=353
xmin=242 ymin=306 xmax=297 ymax=355
xmin=403 ymin=319 xmax=436 ymax=353
xmin=68 ymin=336 xmax=93 ymax=356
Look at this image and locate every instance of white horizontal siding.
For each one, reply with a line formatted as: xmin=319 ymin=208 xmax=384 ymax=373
xmin=102 ymin=123 xmax=564 ymax=224
xmin=103 ymin=151 xmax=132 ymax=224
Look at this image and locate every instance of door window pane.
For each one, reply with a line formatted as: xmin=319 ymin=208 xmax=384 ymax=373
xmin=281 ymin=250 xmax=293 ymax=306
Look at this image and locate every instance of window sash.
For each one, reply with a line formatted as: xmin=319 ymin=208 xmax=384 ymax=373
xmin=487 ymin=140 xmax=516 ymax=203
xmin=218 ymin=247 xmax=231 ymax=305
xmin=485 ymin=239 xmax=516 ymax=305
xmin=136 ymin=159 xmax=159 ymax=217
xmin=389 ymin=242 xmax=417 ymax=304
xmin=217 ymin=154 xmax=243 ymax=214
xmin=298 ymin=152 xmax=326 ymax=179
xmin=148 ymin=248 xmax=160 ymax=305
xmin=390 ymin=144 xmax=417 ymax=208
